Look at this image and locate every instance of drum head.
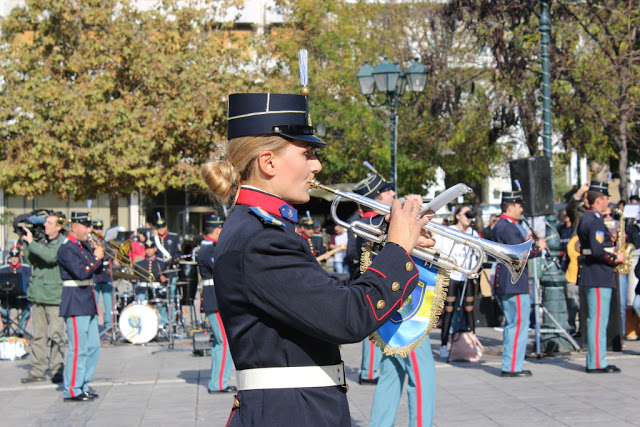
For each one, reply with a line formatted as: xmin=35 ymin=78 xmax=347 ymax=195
xmin=119 ymin=303 xmax=160 ymax=344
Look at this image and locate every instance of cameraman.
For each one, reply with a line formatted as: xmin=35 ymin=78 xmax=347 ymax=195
xmin=20 ymin=212 xmax=66 ymax=384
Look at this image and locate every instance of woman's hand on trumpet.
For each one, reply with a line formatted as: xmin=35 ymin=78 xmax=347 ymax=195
xmin=386 ymin=195 xmax=435 ymax=253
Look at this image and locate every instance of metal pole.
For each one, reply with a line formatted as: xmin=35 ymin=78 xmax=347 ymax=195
xmin=539 ymin=1 xmax=552 ymax=160
xmin=389 ymin=92 xmax=398 ymax=194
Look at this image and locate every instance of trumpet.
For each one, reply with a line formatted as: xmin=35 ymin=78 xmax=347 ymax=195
xmin=89 ymin=231 xmax=155 ymax=282
xmin=311 ymin=180 xmax=532 ymax=284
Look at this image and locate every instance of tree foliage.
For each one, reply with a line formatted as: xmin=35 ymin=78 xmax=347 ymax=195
xmin=0 ymin=0 xmax=250 ymax=207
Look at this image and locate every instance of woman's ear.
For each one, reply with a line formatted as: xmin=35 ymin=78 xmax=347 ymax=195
xmin=256 ymin=150 xmax=277 ymax=178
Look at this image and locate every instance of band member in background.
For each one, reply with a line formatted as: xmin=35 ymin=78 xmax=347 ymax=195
xmin=91 ymin=220 xmax=114 ymax=342
xmin=492 ymin=190 xmax=545 ymax=378
xmin=58 ymin=212 xmax=104 ymax=402
xmin=129 ymin=228 xmax=148 ymax=263
xmin=134 ymin=240 xmax=169 ymax=305
xmin=0 ymin=246 xmax=32 ymax=337
xmin=20 ymin=213 xmax=66 ymax=384
xmin=578 ymin=182 xmax=625 ymax=373
xmin=349 ymin=173 xmax=395 ymax=385
xmin=299 ymin=215 xmax=325 ymax=257
xmin=201 ymin=90 xmax=433 ymax=425
xmin=197 ymin=215 xmax=235 ymax=394
xmin=154 ymin=215 xmax=181 ymax=327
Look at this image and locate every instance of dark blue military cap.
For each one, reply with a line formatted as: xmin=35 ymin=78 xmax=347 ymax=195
xmin=227 ymin=93 xmax=326 ymax=148
xmin=501 ymin=191 xmax=523 ymax=204
xmin=71 ymin=212 xmax=92 ymax=226
xmin=9 ymin=247 xmax=20 ymax=257
xmin=144 ymin=239 xmax=156 ymax=249
xmin=312 ymin=220 xmax=321 ymax=229
xmin=589 ymin=180 xmax=609 ymax=196
xmin=353 ymin=174 xmax=394 ymax=199
xmin=155 ymin=216 xmax=167 ymax=227
xmin=205 ymin=215 xmax=224 ymax=228
xmin=92 ymin=220 xmax=104 ymax=229
xmin=300 ymin=217 xmax=314 ymax=227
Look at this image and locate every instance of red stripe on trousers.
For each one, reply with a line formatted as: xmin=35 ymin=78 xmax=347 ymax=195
xmin=410 ymin=351 xmax=423 ymax=426
xmin=368 ymin=339 xmax=375 ymax=380
xmin=511 ymin=294 xmax=521 ymax=372
xmin=70 ymin=317 xmax=79 ymax=398
xmin=595 ymin=288 xmax=601 ymax=369
xmin=215 ymin=312 xmax=228 ymax=391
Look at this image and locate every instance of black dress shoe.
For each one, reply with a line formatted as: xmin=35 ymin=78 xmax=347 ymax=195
xmin=359 ymin=377 xmax=379 ymax=385
xmin=51 ymin=373 xmax=64 ymax=384
xmin=586 ymin=365 xmax=621 ymax=373
xmin=501 ymin=370 xmax=532 ymax=377
xmin=208 ymin=386 xmax=237 ymax=394
xmin=86 ymin=391 xmax=99 ymax=398
xmin=63 ymin=393 xmax=94 ymax=402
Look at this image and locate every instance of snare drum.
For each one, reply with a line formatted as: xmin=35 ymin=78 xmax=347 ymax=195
xmin=148 ymin=282 xmax=167 ymax=304
xmin=118 ymin=303 xmax=160 ymax=344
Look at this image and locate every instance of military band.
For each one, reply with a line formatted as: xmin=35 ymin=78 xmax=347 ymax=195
xmin=577 ymin=181 xmax=625 ymax=373
xmin=197 ymin=215 xmax=235 ymax=394
xmin=58 ymin=212 xmax=104 ymax=401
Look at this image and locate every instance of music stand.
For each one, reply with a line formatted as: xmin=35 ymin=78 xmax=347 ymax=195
xmin=0 ymin=273 xmax=31 ymax=339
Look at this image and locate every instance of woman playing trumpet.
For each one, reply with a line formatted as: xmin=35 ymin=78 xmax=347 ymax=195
xmin=201 ymin=91 xmax=435 ymax=426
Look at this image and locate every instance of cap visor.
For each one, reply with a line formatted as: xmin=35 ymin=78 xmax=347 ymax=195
xmin=279 ymin=132 xmax=327 ymax=148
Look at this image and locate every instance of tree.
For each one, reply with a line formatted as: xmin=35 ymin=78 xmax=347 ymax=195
xmin=0 ymin=0 xmax=250 ymax=224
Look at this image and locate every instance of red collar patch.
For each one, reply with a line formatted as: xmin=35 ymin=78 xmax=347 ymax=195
xmin=236 ymin=187 xmax=298 ymax=223
xmin=499 ymin=214 xmax=517 ymax=224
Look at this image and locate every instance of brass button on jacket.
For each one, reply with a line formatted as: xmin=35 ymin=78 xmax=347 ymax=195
xmin=376 ymin=300 xmax=386 ymax=310
xmin=405 ymin=262 xmax=413 ymax=272
xmin=391 ymin=282 xmax=400 ymax=292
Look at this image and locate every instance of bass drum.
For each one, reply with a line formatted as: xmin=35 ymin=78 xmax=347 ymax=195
xmin=119 ymin=303 xmax=160 ymax=344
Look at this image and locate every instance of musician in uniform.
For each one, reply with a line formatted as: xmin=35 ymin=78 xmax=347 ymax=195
xmin=197 ymin=215 xmax=236 ymax=394
xmin=577 ymin=181 xmax=625 ymax=373
xmin=154 ymin=216 xmax=181 ymax=327
xmin=348 ymin=174 xmax=395 ymax=385
xmin=134 ymin=240 xmax=169 ymax=303
xmin=58 ymin=212 xmax=104 ymax=401
xmin=91 ymin=220 xmax=114 ymax=341
xmin=0 ymin=246 xmax=32 ymax=337
xmin=492 ymin=190 xmax=545 ymax=377
xmin=299 ymin=215 xmax=326 ymax=257
xmin=201 ymin=89 xmax=433 ymax=425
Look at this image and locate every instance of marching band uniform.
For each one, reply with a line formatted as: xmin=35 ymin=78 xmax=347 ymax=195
xmin=492 ymin=190 xmax=536 ymax=377
xmin=300 ymin=216 xmax=326 ymax=257
xmin=350 ymin=175 xmax=395 ymax=385
xmin=197 ymin=215 xmax=235 ymax=394
xmin=58 ymin=212 xmax=103 ymax=401
xmin=91 ymin=221 xmax=114 ymax=337
xmin=369 ymin=340 xmax=435 ymax=427
xmin=577 ymin=181 xmax=621 ymax=373
xmin=154 ymin=217 xmax=180 ymax=326
xmin=134 ymin=240 xmax=168 ymax=303
xmin=0 ymin=247 xmax=32 ymax=336
xmin=214 ymin=93 xmax=423 ymax=426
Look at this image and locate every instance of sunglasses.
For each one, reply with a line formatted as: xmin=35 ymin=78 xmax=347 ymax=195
xmin=462 ymin=211 xmax=475 ymax=219
xmin=604 ymin=213 xmax=612 ymax=218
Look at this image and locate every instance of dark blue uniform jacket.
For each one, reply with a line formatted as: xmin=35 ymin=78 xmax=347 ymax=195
xmin=58 ymin=236 xmax=103 ymax=317
xmin=92 ymin=237 xmax=112 ymax=284
xmin=0 ymin=263 xmax=32 ymax=295
xmin=197 ymin=238 xmax=218 ymax=313
xmin=492 ymin=214 xmax=534 ymax=295
xmin=214 ymin=187 xmax=420 ymax=426
xmin=135 ymin=256 xmax=169 ymax=282
xmin=577 ymin=209 xmax=618 ymax=288
xmin=156 ymin=232 xmax=181 ymax=264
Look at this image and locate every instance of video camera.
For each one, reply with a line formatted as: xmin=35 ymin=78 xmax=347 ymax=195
xmin=12 ymin=209 xmax=64 ymax=242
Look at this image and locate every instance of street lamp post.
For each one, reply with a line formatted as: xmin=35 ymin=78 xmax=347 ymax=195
xmin=357 ymin=58 xmax=427 ymax=192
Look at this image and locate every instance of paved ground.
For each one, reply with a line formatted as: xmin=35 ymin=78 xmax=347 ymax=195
xmin=2 ymin=326 xmax=640 ymax=426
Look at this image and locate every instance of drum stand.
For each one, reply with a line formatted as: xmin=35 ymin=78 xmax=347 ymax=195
xmin=152 ymin=285 xmax=189 ymax=354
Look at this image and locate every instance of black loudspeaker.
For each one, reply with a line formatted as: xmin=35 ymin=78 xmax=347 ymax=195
xmin=474 ymin=296 xmax=503 ymax=327
xmin=192 ymin=330 xmax=213 ymax=356
xmin=509 ymin=156 xmax=554 ymax=216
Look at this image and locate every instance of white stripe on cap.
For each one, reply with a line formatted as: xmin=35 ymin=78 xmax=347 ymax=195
xmin=228 ymin=110 xmax=306 ymax=121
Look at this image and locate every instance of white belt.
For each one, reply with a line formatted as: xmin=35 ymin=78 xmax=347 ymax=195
xmin=202 ymin=279 xmax=214 ymax=287
xmin=236 ymin=363 xmax=346 ymax=391
xmin=63 ymin=280 xmax=92 ymax=287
